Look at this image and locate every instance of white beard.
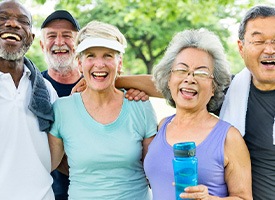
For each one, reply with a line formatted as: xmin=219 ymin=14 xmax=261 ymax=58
xmin=0 ymin=43 xmax=31 ymax=61
xmin=44 ymin=50 xmax=75 ymax=75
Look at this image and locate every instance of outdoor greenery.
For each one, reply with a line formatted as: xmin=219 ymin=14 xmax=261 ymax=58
xmin=25 ymin=0 xmax=272 ymax=75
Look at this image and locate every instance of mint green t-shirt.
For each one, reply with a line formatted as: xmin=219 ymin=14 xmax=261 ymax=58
xmin=50 ymin=92 xmax=157 ymax=200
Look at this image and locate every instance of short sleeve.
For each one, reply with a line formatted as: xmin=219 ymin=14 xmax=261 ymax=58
xmin=49 ymin=100 xmax=62 ymax=139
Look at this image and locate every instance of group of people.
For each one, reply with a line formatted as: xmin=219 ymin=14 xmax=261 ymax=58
xmin=0 ymin=0 xmax=274 ymax=199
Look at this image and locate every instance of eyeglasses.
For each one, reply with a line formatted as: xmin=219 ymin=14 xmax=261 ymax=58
xmin=171 ymin=67 xmax=214 ymax=80
xmin=246 ymin=39 xmax=275 ymax=48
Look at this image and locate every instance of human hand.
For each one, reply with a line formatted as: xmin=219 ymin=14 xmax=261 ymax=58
xmin=125 ymin=88 xmax=149 ymax=101
xmin=71 ymin=78 xmax=86 ymax=94
xmin=179 ymin=185 xmax=210 ymax=200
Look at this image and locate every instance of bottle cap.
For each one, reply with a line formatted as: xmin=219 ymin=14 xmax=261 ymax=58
xmin=173 ymin=142 xmax=196 ymax=157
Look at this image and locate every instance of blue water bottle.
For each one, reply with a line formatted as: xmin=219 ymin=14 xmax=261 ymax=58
xmin=173 ymin=142 xmax=198 ymax=200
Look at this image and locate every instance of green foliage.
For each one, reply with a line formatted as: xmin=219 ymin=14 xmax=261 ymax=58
xmin=75 ymin=0 xmax=237 ymax=74
xmin=26 ymin=37 xmax=47 ymax=72
xmin=226 ymin=42 xmax=245 ymax=75
xmin=25 ymin=0 xmax=271 ymax=74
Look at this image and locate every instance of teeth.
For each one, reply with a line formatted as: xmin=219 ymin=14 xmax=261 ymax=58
xmin=53 ymin=50 xmax=68 ymax=53
xmin=92 ymin=72 xmax=107 ymax=77
xmin=262 ymin=60 xmax=275 ymax=64
xmin=1 ymin=33 xmax=21 ymax=41
xmin=181 ymin=88 xmax=196 ymax=93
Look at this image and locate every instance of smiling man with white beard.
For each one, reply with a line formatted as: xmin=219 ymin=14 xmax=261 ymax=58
xmin=40 ymin=10 xmax=82 ymax=97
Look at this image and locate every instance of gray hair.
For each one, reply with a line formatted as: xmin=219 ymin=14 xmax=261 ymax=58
xmin=238 ymin=5 xmax=275 ymax=41
xmin=153 ymin=29 xmax=231 ymax=112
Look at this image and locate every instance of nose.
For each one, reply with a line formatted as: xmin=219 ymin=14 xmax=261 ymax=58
xmin=184 ymin=72 xmax=196 ymax=83
xmin=5 ymin=18 xmax=22 ymax=29
xmin=263 ymin=40 xmax=275 ymax=54
xmin=93 ymin=57 xmax=105 ymax=68
xmin=55 ymin=35 xmax=65 ymax=46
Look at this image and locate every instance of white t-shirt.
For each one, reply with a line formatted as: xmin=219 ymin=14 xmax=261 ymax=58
xmin=0 ymin=66 xmax=57 ymax=200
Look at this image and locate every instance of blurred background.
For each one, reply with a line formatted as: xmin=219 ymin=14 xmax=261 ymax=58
xmin=22 ymin=0 xmax=274 ymax=121
xmin=24 ymin=0 xmax=274 ymax=74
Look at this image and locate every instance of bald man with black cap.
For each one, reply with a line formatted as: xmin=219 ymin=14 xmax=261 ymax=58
xmin=40 ymin=10 xmax=82 ymax=200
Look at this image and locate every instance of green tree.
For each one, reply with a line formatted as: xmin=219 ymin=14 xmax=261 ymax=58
xmin=26 ymin=0 xmax=272 ymax=74
xmin=56 ymin=0 xmax=235 ymax=74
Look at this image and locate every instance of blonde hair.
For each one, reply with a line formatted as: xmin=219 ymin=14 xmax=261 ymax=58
xmin=75 ymin=20 xmax=127 ymax=57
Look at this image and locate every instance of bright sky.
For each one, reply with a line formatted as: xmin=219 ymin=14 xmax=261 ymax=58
xmin=25 ymin=0 xmax=55 ymax=15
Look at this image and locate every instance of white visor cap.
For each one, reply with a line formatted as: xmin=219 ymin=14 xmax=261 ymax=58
xmin=76 ymin=38 xmax=125 ymax=53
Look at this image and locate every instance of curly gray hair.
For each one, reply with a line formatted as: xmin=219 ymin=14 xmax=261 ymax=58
xmin=153 ymin=29 xmax=231 ymax=112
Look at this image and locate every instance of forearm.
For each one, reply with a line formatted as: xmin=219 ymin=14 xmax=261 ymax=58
xmin=115 ymin=75 xmax=163 ymax=98
xmin=56 ymin=155 xmax=69 ymax=176
xmin=47 ymin=133 xmax=65 ymax=171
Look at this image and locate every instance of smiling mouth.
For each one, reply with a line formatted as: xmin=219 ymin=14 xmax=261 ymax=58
xmin=180 ymin=88 xmax=197 ymax=96
xmin=92 ymin=72 xmax=108 ymax=78
xmin=52 ymin=49 xmax=69 ymax=54
xmin=261 ymin=60 xmax=275 ymax=65
xmin=0 ymin=33 xmax=21 ymax=41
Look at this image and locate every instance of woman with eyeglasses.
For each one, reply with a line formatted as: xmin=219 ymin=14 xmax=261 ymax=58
xmin=144 ymin=29 xmax=252 ymax=200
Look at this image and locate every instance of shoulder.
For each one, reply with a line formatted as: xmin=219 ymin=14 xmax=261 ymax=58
xmin=157 ymin=114 xmax=175 ymax=131
xmin=158 ymin=117 xmax=168 ymax=131
xmin=126 ymin=97 xmax=154 ymax=110
xmin=223 ymin=125 xmax=250 ymax=173
xmin=43 ymin=78 xmax=58 ymax=103
xmin=224 ymin=125 xmax=248 ymax=160
xmin=54 ymin=93 xmax=78 ymax=105
xmin=52 ymin=94 xmax=79 ymax=117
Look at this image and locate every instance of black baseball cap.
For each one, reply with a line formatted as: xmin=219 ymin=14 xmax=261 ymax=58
xmin=41 ymin=10 xmax=80 ymax=31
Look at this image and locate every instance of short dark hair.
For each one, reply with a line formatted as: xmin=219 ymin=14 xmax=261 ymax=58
xmin=238 ymin=5 xmax=275 ymax=40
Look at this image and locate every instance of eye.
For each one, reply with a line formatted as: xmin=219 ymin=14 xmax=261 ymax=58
xmin=63 ymin=34 xmax=73 ymax=39
xmin=104 ymin=53 xmax=114 ymax=58
xmin=18 ymin=18 xmax=31 ymax=26
xmin=252 ymin=40 xmax=265 ymax=45
xmin=47 ymin=34 xmax=56 ymax=39
xmin=0 ymin=15 xmax=8 ymax=21
xmin=171 ymin=68 xmax=188 ymax=75
xmin=87 ymin=53 xmax=95 ymax=58
xmin=194 ymin=70 xmax=210 ymax=77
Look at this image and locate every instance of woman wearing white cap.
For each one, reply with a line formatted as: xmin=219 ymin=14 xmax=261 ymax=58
xmin=47 ymin=21 xmax=157 ymax=200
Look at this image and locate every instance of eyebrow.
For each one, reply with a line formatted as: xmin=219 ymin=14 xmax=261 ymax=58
xmin=175 ymin=62 xmax=209 ymax=69
xmin=46 ymin=30 xmax=73 ymax=34
xmin=0 ymin=11 xmax=31 ymax=21
xmin=176 ymin=62 xmax=189 ymax=68
xmin=251 ymin=31 xmax=264 ymax=37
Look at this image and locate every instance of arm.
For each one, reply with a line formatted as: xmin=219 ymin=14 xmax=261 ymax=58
xmin=47 ymin=133 xmax=65 ymax=171
xmin=115 ymin=75 xmax=163 ymax=98
xmin=180 ymin=127 xmax=252 ymax=200
xmin=223 ymin=127 xmax=252 ymax=199
xmin=142 ymin=135 xmax=155 ymax=162
xmin=71 ymin=75 xmax=162 ymax=100
xmin=56 ymin=155 xmax=69 ymax=176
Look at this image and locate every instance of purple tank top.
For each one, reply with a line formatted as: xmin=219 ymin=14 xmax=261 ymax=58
xmin=144 ymin=114 xmax=230 ymax=199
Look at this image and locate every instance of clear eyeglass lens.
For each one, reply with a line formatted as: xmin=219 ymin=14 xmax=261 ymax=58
xmin=172 ymin=68 xmax=211 ymax=79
